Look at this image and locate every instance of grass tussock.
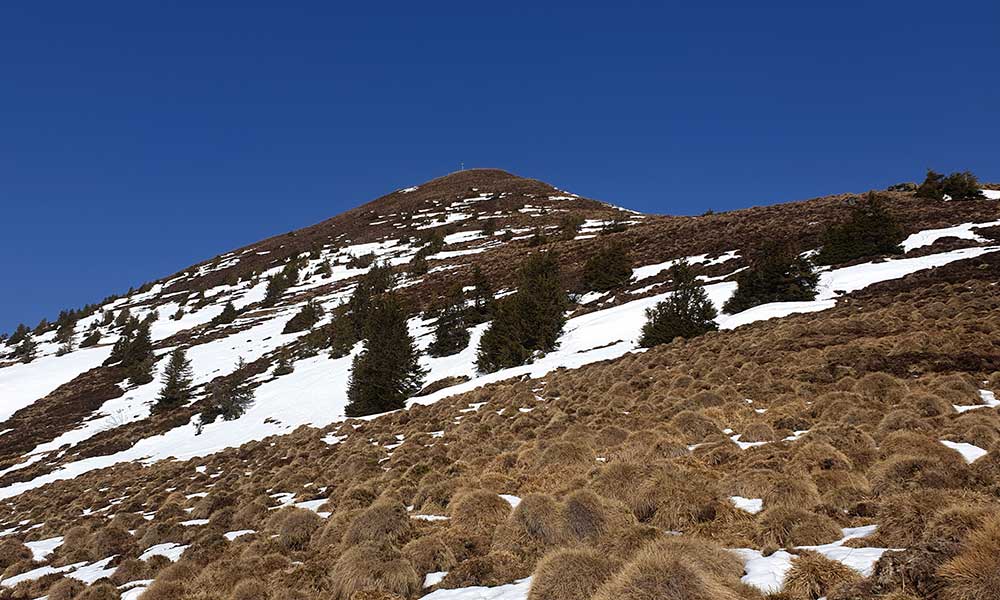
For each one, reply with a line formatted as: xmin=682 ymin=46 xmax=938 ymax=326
xmin=527 ymin=547 xmax=620 ymax=600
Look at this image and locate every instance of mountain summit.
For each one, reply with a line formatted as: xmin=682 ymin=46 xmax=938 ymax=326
xmin=0 ymin=171 xmax=999 ymax=600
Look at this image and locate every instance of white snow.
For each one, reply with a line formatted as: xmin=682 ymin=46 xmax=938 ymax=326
xmin=0 ymin=346 xmax=112 ymax=423
xmin=981 ymin=189 xmax=1000 ymax=200
xmin=730 ymin=496 xmax=763 ymax=514
xmin=24 ymin=536 xmax=63 ymax=560
xmin=954 ymin=389 xmax=1000 ymax=413
xmin=139 ymin=542 xmax=188 ymax=562
xmin=224 ymin=529 xmax=255 ymax=541
xmin=419 ymin=577 xmax=531 ymax=600
xmin=941 ymin=440 xmax=988 ymax=463
xmin=901 ymin=219 xmax=1000 ymax=252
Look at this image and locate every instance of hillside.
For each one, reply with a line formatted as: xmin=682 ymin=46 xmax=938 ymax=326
xmin=1 ymin=169 xmax=999 ymax=600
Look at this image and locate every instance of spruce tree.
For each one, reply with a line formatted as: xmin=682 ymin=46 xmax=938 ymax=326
xmin=328 ymin=310 xmax=358 ymax=359
xmin=428 ymin=285 xmax=470 ymax=357
xmin=201 ymin=358 xmax=255 ymax=423
xmin=14 ymin=336 xmax=38 ymax=363
xmin=815 ymin=193 xmax=905 ymax=265
xmin=80 ymin=330 xmax=101 ymax=348
xmin=916 ymin=169 xmax=985 ymax=201
xmin=282 ymin=300 xmax=324 ymax=334
xmin=347 ymin=262 xmax=395 ymax=337
xmin=213 ymin=301 xmax=238 ymax=326
xmin=155 ymin=348 xmax=193 ymax=413
xmin=581 ymin=242 xmax=633 ymax=292
xmin=8 ymin=323 xmax=30 ymax=346
xmin=723 ymin=240 xmax=819 ymax=314
xmin=467 ymin=265 xmax=495 ymax=324
xmin=114 ymin=308 xmax=131 ymax=328
xmin=476 ymin=252 xmax=568 ymax=373
xmin=639 ymin=260 xmax=718 ymax=347
xmin=274 ymin=348 xmax=294 ymax=376
xmin=345 ymin=294 xmax=425 ymax=417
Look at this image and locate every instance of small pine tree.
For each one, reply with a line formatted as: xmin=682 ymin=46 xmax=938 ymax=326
xmin=8 ymin=323 xmax=30 ymax=346
xmin=467 ymin=265 xmax=495 ymax=324
xmin=639 ymin=260 xmax=718 ymax=347
xmin=814 ymin=193 xmax=905 ymax=265
xmin=14 ymin=336 xmax=38 ymax=363
xmin=282 ymin=300 xmax=324 ymax=334
xmin=723 ymin=240 xmax=819 ymax=314
xmin=114 ymin=308 xmax=131 ymax=328
xmin=273 ymin=348 xmax=294 ymax=376
xmin=476 ymin=252 xmax=568 ymax=373
xmin=155 ymin=348 xmax=193 ymax=412
xmin=345 ymin=294 xmax=425 ymax=417
xmin=916 ymin=169 xmax=985 ymax=201
xmin=201 ymin=358 xmax=255 ymax=423
xmin=581 ymin=242 xmax=633 ymax=292
xmin=428 ymin=285 xmax=470 ymax=357
xmin=318 ymin=259 xmax=333 ymax=278
xmin=410 ymin=254 xmax=429 ymax=276
xmin=213 ymin=302 xmax=238 ymax=326
xmin=126 ymin=357 xmax=155 ymax=386
xmin=34 ymin=319 xmax=49 ymax=335
xmin=80 ymin=330 xmax=101 ymax=348
xmin=559 ymin=214 xmax=585 ymax=241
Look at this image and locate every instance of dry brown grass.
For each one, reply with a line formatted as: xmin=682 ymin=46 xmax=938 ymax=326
xmin=330 ymin=544 xmax=420 ymax=600
xmin=342 ymin=498 xmax=413 ymax=548
xmin=781 ymin=551 xmax=861 ymax=599
xmin=527 ymin=547 xmax=620 ymax=600
xmin=937 ymin=512 xmax=1000 ymax=600
xmin=755 ymin=507 xmax=842 ymax=547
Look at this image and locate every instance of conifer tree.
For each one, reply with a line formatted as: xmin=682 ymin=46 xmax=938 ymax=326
xmin=14 ymin=336 xmax=38 ymax=363
xmin=328 ymin=310 xmax=358 ymax=359
xmin=318 ymin=259 xmax=333 ymax=278
xmin=476 ymin=252 xmax=568 ymax=373
xmin=639 ymin=260 xmax=718 ymax=347
xmin=916 ymin=169 xmax=984 ymax=201
xmin=723 ymin=240 xmax=819 ymax=314
xmin=80 ymin=330 xmax=101 ymax=348
xmin=467 ymin=265 xmax=495 ymax=324
xmin=815 ymin=193 xmax=905 ymax=265
xmin=8 ymin=323 xmax=30 ymax=346
xmin=274 ymin=348 xmax=294 ymax=376
xmin=581 ymin=242 xmax=633 ymax=292
xmin=114 ymin=308 xmax=131 ymax=328
xmin=347 ymin=261 xmax=395 ymax=337
xmin=201 ymin=358 xmax=255 ymax=423
xmin=410 ymin=254 xmax=429 ymax=276
xmin=34 ymin=319 xmax=49 ymax=335
xmin=428 ymin=285 xmax=470 ymax=357
xmin=213 ymin=301 xmax=238 ymax=326
xmin=155 ymin=348 xmax=193 ymax=413
xmin=345 ymin=294 xmax=425 ymax=417
xmin=282 ymin=300 xmax=324 ymax=334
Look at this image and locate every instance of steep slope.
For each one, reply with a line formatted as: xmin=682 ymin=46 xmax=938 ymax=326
xmin=0 ymin=170 xmax=999 ymax=600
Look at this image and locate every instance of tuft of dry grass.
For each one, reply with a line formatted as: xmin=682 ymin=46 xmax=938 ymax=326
xmin=781 ymin=550 xmax=861 ymax=599
xmin=937 ymin=512 xmax=1000 ymax=600
xmin=528 ymin=547 xmax=620 ymax=600
xmin=755 ymin=506 xmax=842 ymax=547
xmin=330 ymin=544 xmax=421 ymax=600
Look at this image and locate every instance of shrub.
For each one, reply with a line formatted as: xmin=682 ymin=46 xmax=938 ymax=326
xmin=814 ymin=193 xmax=905 ymax=265
xmin=639 ymin=260 xmax=718 ymax=347
xmin=915 ymin=169 xmax=985 ymax=201
xmin=723 ymin=239 xmax=818 ymax=314
xmin=477 ymin=252 xmax=568 ymax=373
xmin=581 ymin=243 xmax=632 ymax=292
xmin=345 ymin=294 xmax=425 ymax=417
xmin=528 ymin=548 xmax=619 ymax=600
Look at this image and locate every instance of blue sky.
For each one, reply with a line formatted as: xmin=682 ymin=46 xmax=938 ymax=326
xmin=2 ymin=1 xmax=998 ymax=333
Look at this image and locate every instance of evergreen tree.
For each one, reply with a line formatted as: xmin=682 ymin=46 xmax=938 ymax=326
xmin=815 ymin=193 xmax=905 ymax=265
xmin=155 ymin=348 xmax=193 ymax=413
xmin=345 ymin=294 xmax=425 ymax=417
xmin=639 ymin=260 xmax=718 ymax=347
xmin=318 ymin=259 xmax=333 ymax=278
xmin=559 ymin=214 xmax=585 ymax=241
xmin=282 ymin=300 xmax=324 ymax=334
xmin=273 ymin=348 xmax=294 ymax=376
xmin=114 ymin=308 xmax=131 ymax=328
xmin=347 ymin=262 xmax=395 ymax=337
xmin=409 ymin=254 xmax=429 ymax=276
xmin=723 ymin=240 xmax=819 ymax=314
xmin=8 ymin=323 xmax=30 ymax=346
xmin=14 ymin=336 xmax=38 ymax=363
xmin=33 ymin=319 xmax=49 ymax=335
xmin=328 ymin=310 xmax=358 ymax=359
xmin=916 ymin=169 xmax=985 ymax=201
xmin=212 ymin=302 xmax=238 ymax=326
xmin=476 ymin=252 xmax=568 ymax=373
xmin=428 ymin=285 xmax=470 ymax=357
xmin=467 ymin=265 xmax=495 ymax=324
xmin=581 ymin=242 xmax=633 ymax=292
xmin=201 ymin=358 xmax=255 ymax=423
xmin=80 ymin=330 xmax=102 ymax=348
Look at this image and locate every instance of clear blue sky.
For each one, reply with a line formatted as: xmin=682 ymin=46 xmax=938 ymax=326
xmin=2 ymin=1 xmax=998 ymax=333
